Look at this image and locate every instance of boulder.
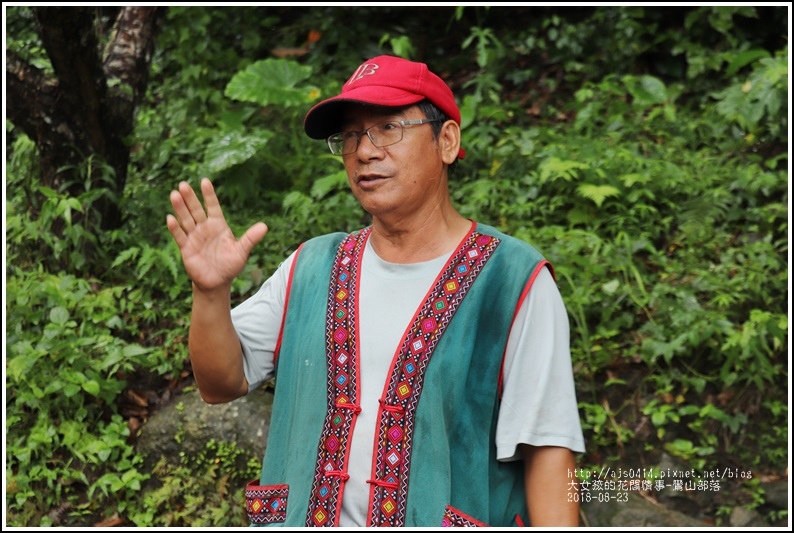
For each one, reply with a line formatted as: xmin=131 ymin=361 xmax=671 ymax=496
xmin=136 ymin=386 xmax=273 ymax=475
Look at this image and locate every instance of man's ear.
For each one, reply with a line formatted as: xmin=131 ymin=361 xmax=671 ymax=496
xmin=438 ymin=120 xmax=461 ymax=165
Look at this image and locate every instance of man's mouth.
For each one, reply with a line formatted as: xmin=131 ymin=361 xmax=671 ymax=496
xmin=357 ymin=174 xmax=387 ymax=184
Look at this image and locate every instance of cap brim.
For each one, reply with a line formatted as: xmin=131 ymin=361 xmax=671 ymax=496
xmin=304 ymin=86 xmax=424 ymax=140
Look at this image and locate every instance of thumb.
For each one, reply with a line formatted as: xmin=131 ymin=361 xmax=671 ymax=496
xmin=239 ymin=222 xmax=268 ymax=255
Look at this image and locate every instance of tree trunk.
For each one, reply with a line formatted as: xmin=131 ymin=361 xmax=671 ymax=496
xmin=6 ymin=6 xmax=163 ymax=231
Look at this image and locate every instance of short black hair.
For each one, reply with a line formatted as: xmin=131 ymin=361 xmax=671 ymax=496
xmin=417 ymin=99 xmax=459 ymax=173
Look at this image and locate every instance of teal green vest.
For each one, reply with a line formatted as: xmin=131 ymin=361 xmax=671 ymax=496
xmin=248 ymin=223 xmax=547 ymax=527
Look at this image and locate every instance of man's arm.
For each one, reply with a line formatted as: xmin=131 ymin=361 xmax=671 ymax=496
xmin=187 ymin=284 xmax=250 ymax=404
xmin=520 ymin=444 xmax=580 ymax=526
xmin=166 ymin=178 xmax=267 ymax=404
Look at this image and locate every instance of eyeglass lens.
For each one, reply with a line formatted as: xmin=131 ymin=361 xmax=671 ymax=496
xmin=334 ymin=122 xmax=403 ymax=155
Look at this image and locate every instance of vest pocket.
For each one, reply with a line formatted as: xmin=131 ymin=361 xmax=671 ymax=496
xmin=245 ymin=479 xmax=289 ymax=524
xmin=441 ymin=504 xmax=489 ymax=527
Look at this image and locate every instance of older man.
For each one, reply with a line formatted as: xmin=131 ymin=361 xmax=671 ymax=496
xmin=166 ymin=55 xmax=585 ymax=527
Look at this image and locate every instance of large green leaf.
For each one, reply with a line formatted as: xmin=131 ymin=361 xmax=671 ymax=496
xmin=310 ymin=169 xmax=348 ymax=200
xmin=224 ymin=58 xmax=319 ymax=108
xmin=624 ymin=74 xmax=668 ymax=107
xmin=203 ymin=130 xmax=273 ymax=174
xmin=725 ymin=49 xmax=770 ymax=77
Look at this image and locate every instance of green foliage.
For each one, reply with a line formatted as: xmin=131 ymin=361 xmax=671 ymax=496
xmin=448 ymin=7 xmax=787 ymax=504
xmin=378 ymin=33 xmax=415 ymax=59
xmin=125 ymin=440 xmax=260 ymax=527
xmin=5 ymin=135 xmax=119 ymax=276
xmin=225 ymin=58 xmax=319 ymax=107
xmin=4 ymin=6 xmax=49 ymax=70
xmin=5 ymin=5 xmax=788 ymax=527
xmin=712 ymin=45 xmax=788 ymax=139
xmin=4 ymin=268 xmax=159 ymax=525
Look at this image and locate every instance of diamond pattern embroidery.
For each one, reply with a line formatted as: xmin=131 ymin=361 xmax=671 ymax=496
xmin=396 ymin=383 xmax=411 ymax=400
xmin=325 ymin=435 xmax=340 ymax=453
xmin=305 ymin=229 xmax=369 ymax=527
xmin=443 ymin=280 xmax=458 ymax=294
xmin=368 ymin=230 xmax=500 ymax=527
xmin=388 ymin=425 xmax=403 ymax=443
xmin=303 ymin=228 xmax=499 ymax=527
xmin=382 ymin=497 xmax=398 ymax=517
xmin=245 ymin=483 xmax=288 ymax=524
xmin=410 ymin=338 xmax=425 ymax=354
xmin=333 ymin=327 xmax=348 ymax=344
xmin=421 ymin=317 xmax=437 ymax=333
xmin=387 ymin=450 xmax=402 ymax=466
xmin=311 ymin=508 xmax=329 ymax=526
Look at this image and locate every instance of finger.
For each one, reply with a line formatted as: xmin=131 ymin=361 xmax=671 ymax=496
xmin=200 ymin=177 xmax=226 ymax=220
xmin=180 ymin=180 xmax=208 ymax=223
xmin=170 ymin=188 xmax=196 ymax=232
xmin=166 ymin=213 xmax=188 ymax=248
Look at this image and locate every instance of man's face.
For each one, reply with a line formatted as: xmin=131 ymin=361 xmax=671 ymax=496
xmin=339 ymin=104 xmax=446 ymax=222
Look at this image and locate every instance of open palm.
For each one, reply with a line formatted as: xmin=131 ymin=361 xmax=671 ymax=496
xmin=166 ymin=178 xmax=267 ymax=292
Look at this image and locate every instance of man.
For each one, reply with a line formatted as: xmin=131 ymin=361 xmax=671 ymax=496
xmin=166 ymin=55 xmax=585 ymax=527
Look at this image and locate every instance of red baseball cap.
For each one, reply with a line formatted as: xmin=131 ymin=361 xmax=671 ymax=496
xmin=304 ymin=55 xmax=465 ymax=159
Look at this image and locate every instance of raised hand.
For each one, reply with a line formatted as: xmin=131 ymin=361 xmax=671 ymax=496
xmin=166 ymin=178 xmax=268 ymax=292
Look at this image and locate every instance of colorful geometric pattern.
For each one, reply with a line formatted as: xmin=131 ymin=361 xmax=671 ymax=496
xmin=304 ymin=228 xmax=369 ymax=527
xmin=368 ymin=232 xmax=499 ymax=526
xmin=303 ymin=228 xmax=499 ymax=527
xmin=245 ymin=480 xmax=289 ymax=524
xmin=441 ymin=505 xmax=490 ymax=527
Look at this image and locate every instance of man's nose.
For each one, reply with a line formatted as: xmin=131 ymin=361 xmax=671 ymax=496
xmin=355 ymin=131 xmax=384 ymax=158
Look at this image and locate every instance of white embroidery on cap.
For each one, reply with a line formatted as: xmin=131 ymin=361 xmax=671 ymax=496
xmin=347 ymin=63 xmax=379 ymax=85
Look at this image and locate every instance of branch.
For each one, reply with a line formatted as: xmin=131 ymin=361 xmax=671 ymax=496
xmin=103 ymin=7 xmax=163 ymax=108
xmin=5 ymin=49 xmax=70 ymax=145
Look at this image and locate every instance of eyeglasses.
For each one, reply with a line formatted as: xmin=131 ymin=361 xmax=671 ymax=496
xmin=327 ymin=119 xmax=442 ymax=156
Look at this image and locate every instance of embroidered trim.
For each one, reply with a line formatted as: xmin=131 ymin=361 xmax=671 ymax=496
xmin=304 ymin=228 xmax=499 ymax=527
xmin=442 ymin=504 xmax=489 ymax=527
xmin=368 ymin=231 xmax=499 ymax=526
xmin=245 ymin=480 xmax=289 ymax=524
xmin=304 ymin=229 xmax=369 ymax=527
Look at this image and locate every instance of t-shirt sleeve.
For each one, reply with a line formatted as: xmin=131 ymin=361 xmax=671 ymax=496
xmin=230 ymin=252 xmax=296 ymax=392
xmin=495 ymin=266 xmax=586 ymax=461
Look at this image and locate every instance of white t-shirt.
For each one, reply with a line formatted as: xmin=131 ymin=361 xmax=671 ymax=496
xmin=232 ymin=238 xmax=586 ymax=526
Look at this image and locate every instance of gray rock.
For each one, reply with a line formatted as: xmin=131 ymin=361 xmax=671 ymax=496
xmin=761 ymin=480 xmax=789 ymax=509
xmin=729 ymin=506 xmax=766 ymax=527
xmin=136 ymin=386 xmax=273 ymax=475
